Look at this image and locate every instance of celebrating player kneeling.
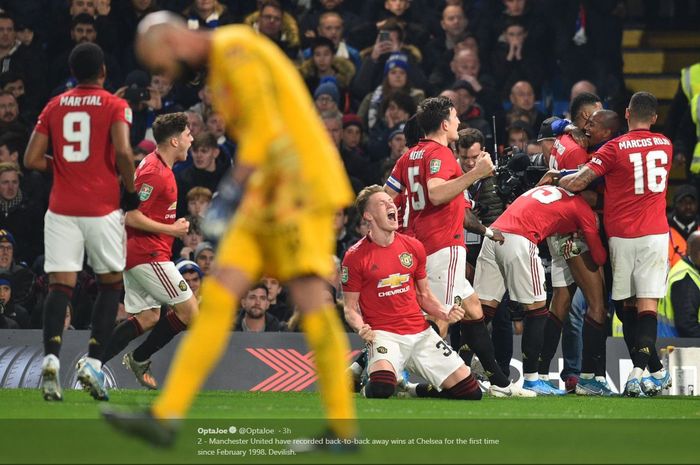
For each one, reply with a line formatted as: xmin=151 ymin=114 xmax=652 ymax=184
xmin=342 ymin=185 xmax=481 ymax=401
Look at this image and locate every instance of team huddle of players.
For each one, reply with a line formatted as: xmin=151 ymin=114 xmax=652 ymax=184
xmin=343 ymin=91 xmax=673 ymax=399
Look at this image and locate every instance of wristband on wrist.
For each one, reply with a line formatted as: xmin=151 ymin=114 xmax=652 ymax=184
xmin=484 ymin=227 xmax=494 ymax=239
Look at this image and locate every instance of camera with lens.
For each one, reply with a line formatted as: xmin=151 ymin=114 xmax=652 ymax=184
xmin=124 ymin=86 xmax=151 ymax=105
xmin=494 ymin=146 xmax=548 ymax=204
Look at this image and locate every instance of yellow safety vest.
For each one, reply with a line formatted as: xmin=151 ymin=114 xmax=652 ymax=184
xmin=681 ymin=63 xmax=700 ymax=101
xmin=658 ymin=258 xmax=700 ymax=337
xmin=690 ymin=93 xmax=700 ymax=174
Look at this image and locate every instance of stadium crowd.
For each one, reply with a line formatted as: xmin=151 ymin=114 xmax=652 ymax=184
xmin=0 ymin=0 xmax=698 ymax=396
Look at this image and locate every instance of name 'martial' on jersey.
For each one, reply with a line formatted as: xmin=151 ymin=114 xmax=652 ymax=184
xmin=59 ymin=95 xmax=103 ymax=106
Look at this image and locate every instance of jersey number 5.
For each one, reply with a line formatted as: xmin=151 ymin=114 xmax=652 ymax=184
xmin=62 ymin=112 xmax=91 ymax=162
xmin=629 ymin=150 xmax=668 ymax=195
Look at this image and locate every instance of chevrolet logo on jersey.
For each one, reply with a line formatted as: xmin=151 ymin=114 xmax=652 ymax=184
xmin=377 ymin=273 xmax=410 ymax=289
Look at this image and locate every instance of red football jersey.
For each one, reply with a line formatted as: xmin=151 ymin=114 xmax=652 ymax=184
xmin=586 ymin=129 xmax=672 ymax=238
xmin=550 ymin=134 xmax=589 ymax=170
xmin=126 ymin=152 xmax=178 ymax=269
xmin=492 ymin=186 xmax=607 ymax=265
xmin=35 ymin=85 xmax=131 ymax=216
xmin=342 ymin=233 xmax=430 ymax=335
xmin=386 ymin=140 xmax=465 ymax=255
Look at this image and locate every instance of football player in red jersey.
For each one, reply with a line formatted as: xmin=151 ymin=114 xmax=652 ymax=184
xmin=538 ymin=105 xmax=620 ymax=396
xmin=555 ymin=92 xmax=673 ymax=396
xmin=385 ymin=97 xmax=532 ymax=397
xmin=342 ymin=185 xmax=482 ymax=401
xmin=24 ymin=43 xmax=139 ymax=402
xmin=97 ymin=113 xmax=198 ymax=391
xmin=474 ymin=185 xmax=607 ymax=396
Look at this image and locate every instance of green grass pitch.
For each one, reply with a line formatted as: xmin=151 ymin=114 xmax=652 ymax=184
xmin=1 ymin=388 xmax=699 ymax=464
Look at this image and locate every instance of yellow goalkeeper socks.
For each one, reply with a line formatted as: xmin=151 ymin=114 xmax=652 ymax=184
xmin=301 ymin=305 xmax=357 ymax=439
xmin=153 ymin=278 xmax=237 ymax=419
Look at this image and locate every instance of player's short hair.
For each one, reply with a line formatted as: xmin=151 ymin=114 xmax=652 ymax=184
xmin=355 ymin=184 xmax=384 ymax=216
xmin=416 ymin=96 xmax=454 ymax=136
xmin=69 ymin=42 xmax=104 ymax=83
xmin=186 ymin=186 xmax=213 ymax=202
xmin=152 ymin=112 xmax=189 ymax=145
xmin=457 ymin=127 xmax=485 ymax=150
xmin=248 ymin=282 xmax=269 ymax=297
xmin=0 ymin=162 xmax=21 ymax=177
xmin=569 ymin=92 xmax=601 ymax=121
xmin=191 ymin=131 xmax=218 ymax=151
xmin=628 ymin=91 xmax=657 ymax=122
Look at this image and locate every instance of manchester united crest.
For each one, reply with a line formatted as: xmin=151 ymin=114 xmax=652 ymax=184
xmin=178 ymin=280 xmax=188 ymax=292
xmin=399 ymin=252 xmax=413 ymax=268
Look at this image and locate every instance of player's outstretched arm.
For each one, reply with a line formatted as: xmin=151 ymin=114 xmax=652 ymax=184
xmin=559 ymin=166 xmax=598 ymax=192
xmin=23 ymin=130 xmax=49 ymax=172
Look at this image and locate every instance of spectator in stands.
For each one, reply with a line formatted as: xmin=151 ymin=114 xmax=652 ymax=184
xmin=204 ymin=112 xmax=235 ymax=161
xmin=491 ymin=18 xmax=543 ymax=94
xmin=149 ymin=72 xmax=184 ymax=117
xmin=245 ymin=0 xmax=300 ymax=59
xmin=116 ymin=70 xmax=160 ymax=145
xmin=506 ymin=121 xmax=531 ymax=152
xmin=432 ymin=48 xmax=500 ymax=120
xmin=177 ymin=215 xmax=203 ymax=261
xmin=0 ymin=12 xmax=46 ymax=109
xmin=302 ymin=12 xmax=361 ymax=69
xmin=0 ymin=132 xmax=46 ymax=207
xmin=194 ymin=241 xmax=214 ymax=276
xmin=536 ymin=116 xmax=561 ymax=166
xmin=262 ymin=275 xmax=293 ymax=323
xmin=321 ymin=110 xmax=370 ymax=189
xmin=351 ymin=18 xmax=428 ymax=102
xmin=112 ymin=0 xmax=161 ymax=72
xmin=299 ymin=37 xmax=355 ymax=101
xmin=387 ymin=123 xmax=407 ymax=162
xmin=0 ymin=163 xmax=43 ymax=264
xmin=0 ymin=272 xmax=29 ymax=328
xmin=49 ymin=14 xmax=122 ymax=92
xmin=0 ymin=90 xmax=27 ymax=137
xmin=176 ymin=260 xmax=203 ymax=296
xmin=341 ymin=113 xmax=366 ymax=159
xmin=185 ymin=110 xmax=205 ymax=139
xmin=188 ymin=84 xmax=214 ymax=123
xmin=422 ymin=3 xmax=471 ymax=79
xmin=359 ymin=0 xmax=429 ymax=47
xmin=668 ymin=185 xmax=699 ymax=266
xmin=358 ymin=52 xmax=424 ymax=131
xmin=0 ymin=71 xmax=37 ymax=123
xmin=182 ymin=0 xmax=236 ymax=30
xmin=507 ymin=80 xmax=545 ymax=138
xmin=451 ymin=80 xmax=492 ymax=148
xmin=47 ymin=0 xmax=119 ymax=57
xmin=299 ymin=0 xmax=363 ymax=46
xmin=366 ymin=91 xmax=415 ymax=163
xmin=0 ymin=230 xmax=35 ymax=312
xmin=313 ymin=79 xmax=341 ymax=114
xmin=659 ymin=231 xmax=700 ymax=337
xmin=186 ymin=186 xmax=212 ymax=218
xmin=334 ymin=207 xmax=360 ymax=260
xmin=133 ymin=139 xmax=156 ymax=166
xmin=234 ymin=283 xmax=284 ymax=332
xmin=175 ymin=131 xmax=227 ymax=216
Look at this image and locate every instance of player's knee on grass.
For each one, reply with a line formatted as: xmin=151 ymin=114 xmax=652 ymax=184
xmin=364 ymin=370 xmax=396 ymax=398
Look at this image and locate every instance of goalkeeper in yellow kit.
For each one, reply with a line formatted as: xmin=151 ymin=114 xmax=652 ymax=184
xmin=102 ymin=12 xmax=357 ymax=447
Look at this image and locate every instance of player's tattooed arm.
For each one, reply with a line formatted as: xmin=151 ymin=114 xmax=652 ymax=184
xmin=559 ymin=166 xmax=598 ymax=192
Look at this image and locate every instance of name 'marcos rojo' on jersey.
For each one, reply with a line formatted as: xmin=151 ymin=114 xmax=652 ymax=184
xmin=341 ymin=233 xmax=430 ymax=335
xmin=34 ymin=85 xmax=132 ymax=216
xmin=386 ymin=140 xmax=468 ymax=255
xmin=585 ymin=129 xmax=672 ymax=239
xmin=492 ymin=185 xmax=607 ymax=266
